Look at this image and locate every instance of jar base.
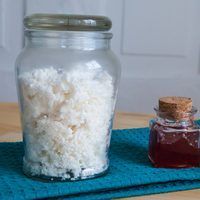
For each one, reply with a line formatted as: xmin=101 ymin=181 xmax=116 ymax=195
xmin=148 ymin=154 xmax=200 ymax=168
xmin=23 ymin=164 xmax=109 ymax=182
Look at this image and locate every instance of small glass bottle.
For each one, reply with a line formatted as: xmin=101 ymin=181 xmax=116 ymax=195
xmin=149 ymin=97 xmax=200 ymax=168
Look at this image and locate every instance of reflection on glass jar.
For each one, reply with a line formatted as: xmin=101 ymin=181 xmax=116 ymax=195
xmin=15 ymin=14 xmax=121 ymax=181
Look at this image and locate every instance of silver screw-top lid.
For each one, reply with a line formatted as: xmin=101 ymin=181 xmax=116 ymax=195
xmin=24 ymin=14 xmax=112 ymax=31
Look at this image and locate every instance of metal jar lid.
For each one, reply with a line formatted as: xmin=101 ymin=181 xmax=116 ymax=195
xmin=24 ymin=14 xmax=112 ymax=31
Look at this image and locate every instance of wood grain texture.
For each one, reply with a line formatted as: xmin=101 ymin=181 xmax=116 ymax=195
xmin=0 ymin=102 xmax=199 ymax=199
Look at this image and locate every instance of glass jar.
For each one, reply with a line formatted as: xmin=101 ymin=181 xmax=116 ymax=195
xmin=15 ymin=14 xmax=121 ymax=181
xmin=149 ymin=97 xmax=200 ymax=168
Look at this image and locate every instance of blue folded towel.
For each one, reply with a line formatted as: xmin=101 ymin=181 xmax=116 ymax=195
xmin=1 ymin=127 xmax=200 ymax=200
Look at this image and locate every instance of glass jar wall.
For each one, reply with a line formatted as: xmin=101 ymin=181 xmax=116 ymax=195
xmin=15 ymin=14 xmax=121 ymax=181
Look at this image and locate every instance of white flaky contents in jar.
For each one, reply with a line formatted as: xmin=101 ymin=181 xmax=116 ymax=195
xmin=19 ymin=67 xmax=114 ymax=180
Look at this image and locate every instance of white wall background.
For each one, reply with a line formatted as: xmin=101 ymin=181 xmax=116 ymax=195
xmin=1 ymin=0 xmax=200 ymax=113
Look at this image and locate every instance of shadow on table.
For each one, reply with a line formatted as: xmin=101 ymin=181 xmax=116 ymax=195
xmin=0 ymin=142 xmax=24 ymax=176
xmin=110 ymin=139 xmax=151 ymax=167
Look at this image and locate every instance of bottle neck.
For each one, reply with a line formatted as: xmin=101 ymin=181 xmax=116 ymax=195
xmin=156 ymin=116 xmax=195 ymax=128
xmin=25 ymin=30 xmax=112 ymax=50
xmin=154 ymin=106 xmax=197 ymax=128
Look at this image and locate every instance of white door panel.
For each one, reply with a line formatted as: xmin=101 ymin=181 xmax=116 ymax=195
xmin=105 ymin=0 xmax=200 ymax=112
xmin=0 ymin=0 xmax=24 ymax=101
xmin=1 ymin=0 xmax=199 ymax=113
xmin=122 ymin=1 xmax=189 ymax=57
xmin=26 ymin=0 xmax=107 ymax=15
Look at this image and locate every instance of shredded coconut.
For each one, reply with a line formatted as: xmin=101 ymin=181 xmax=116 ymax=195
xmin=19 ymin=67 xmax=114 ymax=180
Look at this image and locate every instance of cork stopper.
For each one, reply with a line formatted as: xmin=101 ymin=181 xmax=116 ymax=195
xmin=158 ymin=96 xmax=192 ymax=120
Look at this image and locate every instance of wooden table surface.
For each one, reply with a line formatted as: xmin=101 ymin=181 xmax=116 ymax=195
xmin=0 ymin=102 xmax=199 ymax=200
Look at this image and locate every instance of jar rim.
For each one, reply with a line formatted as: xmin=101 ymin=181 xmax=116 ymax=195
xmin=24 ymin=14 xmax=112 ymax=32
xmin=25 ymin=30 xmax=113 ymax=40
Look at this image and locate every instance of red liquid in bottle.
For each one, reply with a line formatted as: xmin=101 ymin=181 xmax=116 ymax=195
xmin=149 ymin=121 xmax=200 ymax=168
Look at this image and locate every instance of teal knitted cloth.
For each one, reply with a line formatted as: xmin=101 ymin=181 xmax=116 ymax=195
xmin=1 ymin=127 xmax=200 ymax=200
